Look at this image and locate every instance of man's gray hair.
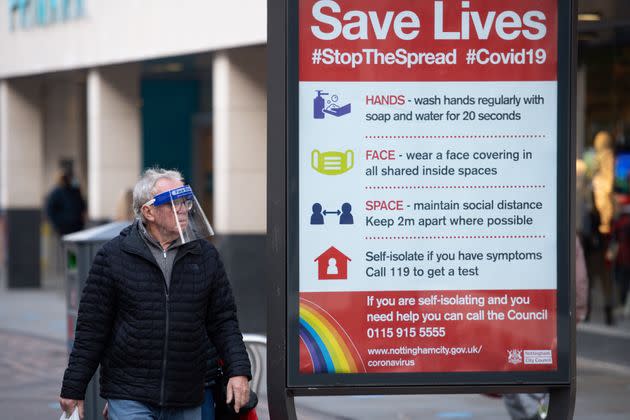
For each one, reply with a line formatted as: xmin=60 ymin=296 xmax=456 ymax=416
xmin=132 ymin=168 xmax=183 ymax=221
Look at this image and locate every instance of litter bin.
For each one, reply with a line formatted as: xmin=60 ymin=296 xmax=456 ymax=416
xmin=63 ymin=221 xmax=131 ymax=420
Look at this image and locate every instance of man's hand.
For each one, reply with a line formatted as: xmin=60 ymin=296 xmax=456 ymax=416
xmin=102 ymin=401 xmax=109 ymax=419
xmin=59 ymin=398 xmax=84 ymax=419
xmin=225 ymin=375 xmax=250 ymax=413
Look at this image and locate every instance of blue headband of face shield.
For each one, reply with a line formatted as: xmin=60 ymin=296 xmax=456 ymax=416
xmin=145 ymin=185 xmax=194 ymax=207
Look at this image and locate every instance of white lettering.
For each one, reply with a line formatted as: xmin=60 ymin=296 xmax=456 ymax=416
xmin=343 ymin=11 xmax=368 ymax=40
xmin=368 ymin=11 xmax=395 ymax=40
xmin=311 ymin=0 xmax=420 ymax=41
xmin=522 ymin=11 xmax=547 ymax=40
xmin=495 ymin=11 xmax=522 ymax=40
xmin=470 ymin=11 xmax=496 ymax=40
xmin=311 ymin=0 xmax=342 ymax=40
xmin=434 ymin=1 xmax=460 ymax=39
xmin=393 ymin=11 xmax=420 ymax=40
xmin=312 ymin=0 xmax=546 ymax=42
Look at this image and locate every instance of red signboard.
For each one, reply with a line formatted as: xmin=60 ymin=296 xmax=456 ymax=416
xmin=292 ymin=0 xmax=569 ymax=385
xmin=299 ymin=0 xmax=557 ymax=81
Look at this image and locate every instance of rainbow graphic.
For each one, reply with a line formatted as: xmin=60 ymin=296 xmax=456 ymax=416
xmin=299 ymin=298 xmax=366 ymax=373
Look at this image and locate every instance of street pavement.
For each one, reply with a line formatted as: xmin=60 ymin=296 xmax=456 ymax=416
xmin=0 ymin=289 xmax=629 ymax=419
xmin=0 ymin=330 xmax=66 ymax=419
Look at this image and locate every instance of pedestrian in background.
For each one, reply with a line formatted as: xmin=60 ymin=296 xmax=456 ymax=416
xmin=59 ymin=168 xmax=251 ymax=420
xmin=607 ymin=198 xmax=630 ymax=314
xmin=503 ymin=235 xmax=589 ymax=420
xmin=45 ymin=170 xmax=87 ymax=276
xmin=114 ymin=188 xmax=135 ymax=222
xmin=590 ymin=131 xmax=616 ymax=324
xmin=46 ymin=170 xmax=86 ymax=236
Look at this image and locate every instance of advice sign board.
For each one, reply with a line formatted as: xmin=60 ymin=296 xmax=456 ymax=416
xmin=287 ymin=0 xmax=573 ymax=389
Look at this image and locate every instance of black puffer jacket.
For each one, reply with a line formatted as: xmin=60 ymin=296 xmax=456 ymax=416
xmin=60 ymin=223 xmax=251 ymax=407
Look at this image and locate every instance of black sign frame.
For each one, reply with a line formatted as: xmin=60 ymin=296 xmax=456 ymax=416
xmin=267 ymin=0 xmax=577 ymax=418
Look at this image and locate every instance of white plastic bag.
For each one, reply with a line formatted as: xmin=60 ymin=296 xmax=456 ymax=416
xmin=59 ymin=406 xmax=80 ymax=420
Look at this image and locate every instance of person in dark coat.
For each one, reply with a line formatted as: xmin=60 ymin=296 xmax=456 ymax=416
xmin=46 ymin=170 xmax=87 ymax=276
xmin=58 ymin=168 xmax=251 ymax=420
xmin=45 ymin=171 xmax=86 ymax=235
xmin=609 ymin=201 xmax=630 ymax=308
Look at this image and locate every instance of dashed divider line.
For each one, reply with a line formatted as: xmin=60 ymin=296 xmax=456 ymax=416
xmin=365 ymin=185 xmax=546 ymax=190
xmin=365 ymin=135 xmax=546 ymax=139
xmin=366 ymin=135 xmax=547 ymax=139
xmin=364 ymin=235 xmax=547 ymax=240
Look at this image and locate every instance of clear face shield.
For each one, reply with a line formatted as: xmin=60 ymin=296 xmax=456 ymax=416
xmin=144 ymin=185 xmax=214 ymax=244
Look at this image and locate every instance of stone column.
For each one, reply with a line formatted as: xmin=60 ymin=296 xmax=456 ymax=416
xmin=43 ymin=76 xmax=86 ymax=195
xmin=212 ymin=46 xmax=267 ymax=333
xmin=0 ymin=78 xmax=44 ymax=288
xmin=213 ymin=47 xmax=267 ymax=234
xmin=87 ymin=64 xmax=141 ymax=222
xmin=41 ymin=75 xmax=87 ymax=289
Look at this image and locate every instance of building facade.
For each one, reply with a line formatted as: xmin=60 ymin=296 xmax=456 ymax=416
xmin=1 ymin=0 xmax=630 ymax=332
xmin=0 ymin=0 xmax=267 ymax=331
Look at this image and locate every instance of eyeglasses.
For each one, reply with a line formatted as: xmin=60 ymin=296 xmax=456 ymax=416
xmin=143 ymin=185 xmax=195 ymax=211
xmin=144 ymin=197 xmax=193 ymax=211
xmin=172 ymin=197 xmax=194 ymax=210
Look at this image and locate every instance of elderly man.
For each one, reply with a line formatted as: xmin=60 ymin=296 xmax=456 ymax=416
xmin=59 ymin=168 xmax=251 ymax=419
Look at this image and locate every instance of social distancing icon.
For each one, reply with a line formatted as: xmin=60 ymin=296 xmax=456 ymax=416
xmin=310 ymin=202 xmax=353 ymax=225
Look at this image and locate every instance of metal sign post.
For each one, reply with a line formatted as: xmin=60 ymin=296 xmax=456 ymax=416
xmin=268 ymin=1 xmax=576 ymax=419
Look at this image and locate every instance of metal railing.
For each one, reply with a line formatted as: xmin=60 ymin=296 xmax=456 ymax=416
xmin=242 ymin=334 xmax=267 ymax=394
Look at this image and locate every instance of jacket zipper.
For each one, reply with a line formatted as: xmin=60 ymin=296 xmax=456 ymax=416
xmin=159 ymin=251 xmax=169 ymax=406
xmin=123 ymin=242 xmax=194 ymax=406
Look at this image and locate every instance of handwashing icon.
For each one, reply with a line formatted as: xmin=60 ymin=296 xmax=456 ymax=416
xmin=313 ymin=91 xmax=351 ymax=119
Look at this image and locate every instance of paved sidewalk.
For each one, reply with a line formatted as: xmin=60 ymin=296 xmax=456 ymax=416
xmin=0 ymin=330 xmax=66 ymax=420
xmin=1 ymin=289 xmax=629 ymax=419
xmin=0 ymin=289 xmax=66 ymax=342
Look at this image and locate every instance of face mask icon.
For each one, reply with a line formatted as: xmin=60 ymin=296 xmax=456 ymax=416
xmin=311 ymin=149 xmax=354 ymax=175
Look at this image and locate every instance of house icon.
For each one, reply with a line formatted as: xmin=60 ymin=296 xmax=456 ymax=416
xmin=314 ymin=246 xmax=351 ymax=280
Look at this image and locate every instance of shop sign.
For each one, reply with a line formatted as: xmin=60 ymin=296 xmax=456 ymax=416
xmin=8 ymin=0 xmax=85 ymax=31
xmin=289 ymin=0 xmax=571 ymax=388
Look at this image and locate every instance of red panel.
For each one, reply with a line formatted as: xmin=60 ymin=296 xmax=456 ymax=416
xmin=300 ymin=0 xmax=557 ymax=81
xmin=300 ymin=289 xmax=557 ymax=372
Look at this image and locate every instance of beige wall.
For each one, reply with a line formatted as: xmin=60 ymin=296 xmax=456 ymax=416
xmin=0 ymin=78 xmax=44 ymax=208
xmin=0 ymin=0 xmax=266 ymax=79
xmin=43 ymin=75 xmax=87 ymax=195
xmin=213 ymin=47 xmax=267 ymax=234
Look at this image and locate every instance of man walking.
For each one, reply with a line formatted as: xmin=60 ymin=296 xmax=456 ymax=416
xmin=59 ymin=168 xmax=251 ymax=419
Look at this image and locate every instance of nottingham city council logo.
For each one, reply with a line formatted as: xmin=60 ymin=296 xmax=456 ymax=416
xmin=508 ymin=349 xmax=523 ymax=365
